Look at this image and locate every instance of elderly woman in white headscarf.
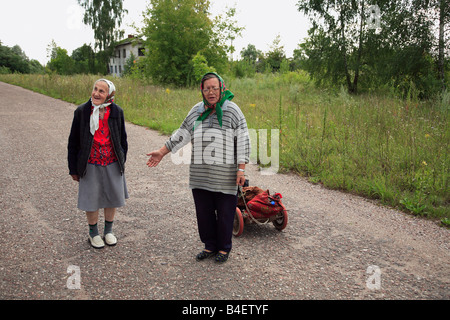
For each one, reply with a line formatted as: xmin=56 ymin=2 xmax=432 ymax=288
xmin=68 ymin=79 xmax=128 ymax=249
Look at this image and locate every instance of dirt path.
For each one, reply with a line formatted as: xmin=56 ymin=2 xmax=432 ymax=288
xmin=0 ymin=81 xmax=448 ymax=301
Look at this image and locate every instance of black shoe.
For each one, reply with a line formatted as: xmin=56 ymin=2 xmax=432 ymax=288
xmin=215 ymin=252 xmax=230 ymax=263
xmin=196 ymin=250 xmax=216 ymax=261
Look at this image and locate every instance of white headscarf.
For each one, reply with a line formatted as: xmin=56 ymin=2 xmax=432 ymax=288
xmin=90 ymin=79 xmax=116 ymax=136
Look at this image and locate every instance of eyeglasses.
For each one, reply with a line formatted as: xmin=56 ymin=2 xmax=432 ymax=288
xmin=202 ymin=87 xmax=220 ymax=94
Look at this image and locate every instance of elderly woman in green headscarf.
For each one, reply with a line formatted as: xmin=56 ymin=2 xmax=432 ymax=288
xmin=147 ymin=72 xmax=250 ymax=263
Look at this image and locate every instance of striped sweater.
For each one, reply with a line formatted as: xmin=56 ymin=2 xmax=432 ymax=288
xmin=165 ymin=100 xmax=250 ymax=195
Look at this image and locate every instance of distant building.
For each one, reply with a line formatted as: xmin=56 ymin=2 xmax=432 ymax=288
xmin=109 ymin=35 xmax=144 ymax=77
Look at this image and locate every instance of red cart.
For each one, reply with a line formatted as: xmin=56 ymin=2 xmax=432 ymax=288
xmin=233 ymin=186 xmax=288 ymax=237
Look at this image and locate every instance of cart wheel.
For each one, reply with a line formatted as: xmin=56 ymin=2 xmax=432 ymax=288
xmin=233 ymin=208 xmax=244 ymax=237
xmin=273 ymin=209 xmax=288 ymax=231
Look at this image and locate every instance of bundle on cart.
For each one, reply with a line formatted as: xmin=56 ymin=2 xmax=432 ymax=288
xmin=234 ymin=185 xmax=288 ymax=237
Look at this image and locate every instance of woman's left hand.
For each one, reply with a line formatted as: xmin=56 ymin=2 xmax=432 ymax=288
xmin=236 ymin=172 xmax=246 ymax=186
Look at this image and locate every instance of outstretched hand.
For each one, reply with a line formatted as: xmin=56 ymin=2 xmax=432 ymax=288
xmin=146 ymin=150 xmax=164 ymax=167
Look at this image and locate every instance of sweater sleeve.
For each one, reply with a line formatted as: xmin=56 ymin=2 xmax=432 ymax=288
xmin=165 ymin=105 xmax=199 ymax=153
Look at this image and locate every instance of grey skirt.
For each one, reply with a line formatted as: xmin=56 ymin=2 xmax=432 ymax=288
xmin=78 ymin=162 xmax=129 ymax=212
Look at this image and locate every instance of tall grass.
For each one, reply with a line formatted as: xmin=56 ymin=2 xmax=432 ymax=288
xmin=1 ymin=72 xmax=448 ymax=220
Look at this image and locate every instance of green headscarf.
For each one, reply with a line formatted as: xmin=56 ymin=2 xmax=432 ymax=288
xmin=194 ymin=72 xmax=234 ymax=131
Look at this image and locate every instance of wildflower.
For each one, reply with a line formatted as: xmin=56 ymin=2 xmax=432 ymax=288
xmin=250 ymin=103 xmax=256 ymax=108
xmin=425 ymin=134 xmax=431 ymax=139
xmin=422 ymin=161 xmax=427 ymax=166
xmin=166 ymin=88 xmax=171 ymax=94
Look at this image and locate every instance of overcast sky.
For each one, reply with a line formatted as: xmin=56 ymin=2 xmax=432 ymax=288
xmin=0 ymin=0 xmax=310 ymax=65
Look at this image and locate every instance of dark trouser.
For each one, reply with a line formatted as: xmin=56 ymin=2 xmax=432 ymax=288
xmin=192 ymin=189 xmax=238 ymax=253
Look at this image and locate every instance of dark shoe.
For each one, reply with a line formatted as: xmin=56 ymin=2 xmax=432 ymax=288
xmin=215 ymin=252 xmax=230 ymax=263
xmin=196 ymin=250 xmax=216 ymax=261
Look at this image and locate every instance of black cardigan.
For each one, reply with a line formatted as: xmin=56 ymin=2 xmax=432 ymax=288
xmin=67 ymin=100 xmax=128 ymax=177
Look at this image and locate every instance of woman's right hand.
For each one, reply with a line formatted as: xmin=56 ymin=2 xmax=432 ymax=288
xmin=146 ymin=150 xmax=162 ymax=167
xmin=71 ymin=175 xmax=80 ymax=182
xmin=147 ymin=145 xmax=170 ymax=167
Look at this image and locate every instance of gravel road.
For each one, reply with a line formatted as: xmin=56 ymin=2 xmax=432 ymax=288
xmin=0 ymin=81 xmax=448 ymax=301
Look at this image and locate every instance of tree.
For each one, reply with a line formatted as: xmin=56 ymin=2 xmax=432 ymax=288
xmin=29 ymin=60 xmax=44 ymax=74
xmin=212 ymin=6 xmax=245 ymax=60
xmin=0 ymin=43 xmax=40 ymax=74
xmin=78 ymin=0 xmax=128 ymax=51
xmin=78 ymin=0 xmax=128 ymax=73
xmin=240 ymin=44 xmax=262 ymax=63
xmin=71 ymin=44 xmax=96 ymax=74
xmin=232 ymin=44 xmax=262 ymax=77
xmin=297 ymin=0 xmax=374 ymax=94
xmin=436 ymin=0 xmax=449 ymax=89
xmin=265 ymin=35 xmax=287 ymax=73
xmin=368 ymin=0 xmax=440 ymax=98
xmin=297 ymin=0 xmax=442 ymax=96
xmin=47 ymin=46 xmax=75 ymax=75
xmin=122 ymin=52 xmax=137 ymax=77
xmin=422 ymin=0 xmax=449 ymax=90
xmin=296 ymin=28 xmax=333 ymax=85
xmin=191 ymin=51 xmax=216 ymax=82
xmin=291 ymin=43 xmax=308 ymax=71
xmin=141 ymin=0 xmax=218 ymax=86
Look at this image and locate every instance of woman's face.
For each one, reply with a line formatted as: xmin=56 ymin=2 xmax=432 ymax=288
xmin=91 ymin=81 xmax=109 ymax=105
xmin=202 ymin=77 xmax=221 ymax=106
